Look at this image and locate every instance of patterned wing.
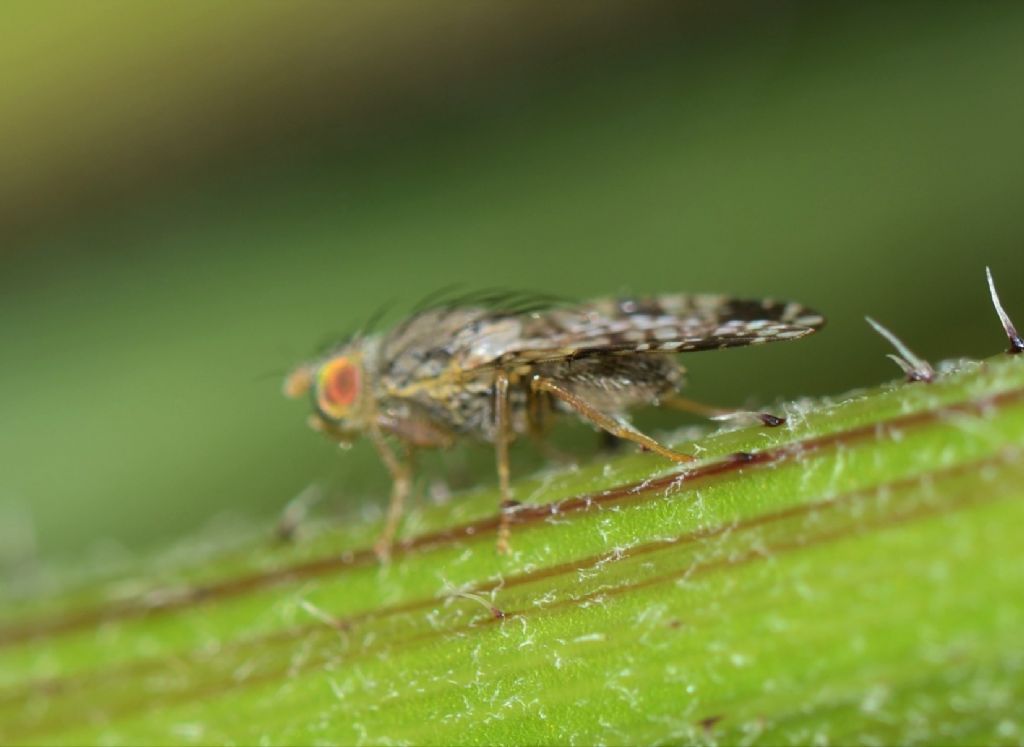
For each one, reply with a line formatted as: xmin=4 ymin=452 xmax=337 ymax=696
xmin=451 ymin=294 xmax=826 ymax=371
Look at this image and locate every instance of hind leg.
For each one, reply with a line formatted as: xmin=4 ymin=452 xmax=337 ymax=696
xmin=531 ymin=376 xmax=695 ymax=464
xmin=661 ymin=395 xmax=785 ymax=427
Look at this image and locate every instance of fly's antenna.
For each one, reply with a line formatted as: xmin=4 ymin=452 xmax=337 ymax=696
xmin=283 ymin=365 xmax=313 ymax=398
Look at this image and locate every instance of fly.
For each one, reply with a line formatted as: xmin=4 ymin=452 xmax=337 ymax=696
xmin=284 ymin=291 xmax=825 ymax=557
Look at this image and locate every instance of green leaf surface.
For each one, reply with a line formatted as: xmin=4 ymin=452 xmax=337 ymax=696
xmin=4 ymin=355 xmax=1024 ymax=745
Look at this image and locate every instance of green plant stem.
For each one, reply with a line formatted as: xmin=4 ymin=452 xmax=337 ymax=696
xmin=3 ymin=356 xmax=1024 ymax=745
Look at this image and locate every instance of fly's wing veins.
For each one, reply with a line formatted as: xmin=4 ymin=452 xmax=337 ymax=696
xmin=453 ymin=294 xmax=826 ymax=370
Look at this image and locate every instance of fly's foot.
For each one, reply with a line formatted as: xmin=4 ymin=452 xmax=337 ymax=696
xmin=373 ymin=535 xmax=393 ymax=562
xmin=710 ymin=410 xmax=785 ymax=428
xmin=496 ymin=499 xmax=521 ymax=555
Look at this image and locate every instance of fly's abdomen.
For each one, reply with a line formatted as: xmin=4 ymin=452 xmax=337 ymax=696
xmin=536 ymin=355 xmax=683 ymax=414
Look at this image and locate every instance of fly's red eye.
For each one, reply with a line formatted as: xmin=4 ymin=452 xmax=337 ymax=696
xmin=317 ymin=358 xmax=360 ymax=417
xmin=326 ymin=363 xmax=358 ymax=405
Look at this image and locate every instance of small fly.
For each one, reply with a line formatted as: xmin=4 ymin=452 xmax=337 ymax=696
xmin=284 ymin=290 xmax=825 ymax=557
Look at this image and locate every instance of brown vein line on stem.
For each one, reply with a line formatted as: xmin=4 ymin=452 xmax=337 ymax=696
xmin=0 ymin=494 xmax=815 ymax=709
xmin=4 ymin=447 xmax=1020 ymax=736
xmin=7 ymin=450 xmax=1019 ymax=746
xmin=2 ymin=382 xmax=1022 ymax=649
xmin=509 ymin=463 xmax=1022 ymax=624
xmin=399 ymin=474 xmax=1022 ymax=726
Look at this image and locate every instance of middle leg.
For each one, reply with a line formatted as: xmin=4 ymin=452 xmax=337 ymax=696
xmin=494 ymin=369 xmax=514 ymax=554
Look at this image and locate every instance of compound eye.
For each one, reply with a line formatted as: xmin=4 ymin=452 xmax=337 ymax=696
xmin=317 ymin=357 xmax=360 ymax=419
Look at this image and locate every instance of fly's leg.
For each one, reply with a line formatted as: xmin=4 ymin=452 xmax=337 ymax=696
xmin=368 ymin=426 xmax=414 ymax=560
xmin=525 ymin=380 xmax=576 ymax=464
xmin=662 ymin=395 xmax=785 ymax=427
xmin=531 ymin=376 xmax=695 ymax=464
xmin=494 ymin=369 xmax=514 ymax=554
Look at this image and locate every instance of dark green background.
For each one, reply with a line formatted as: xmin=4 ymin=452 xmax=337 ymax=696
xmin=2 ymin=2 xmax=1022 ymax=567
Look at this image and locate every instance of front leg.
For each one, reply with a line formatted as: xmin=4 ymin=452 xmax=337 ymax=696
xmin=368 ymin=426 xmax=415 ymax=560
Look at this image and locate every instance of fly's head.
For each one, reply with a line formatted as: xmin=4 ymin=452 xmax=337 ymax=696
xmin=284 ymin=338 xmax=376 ymax=445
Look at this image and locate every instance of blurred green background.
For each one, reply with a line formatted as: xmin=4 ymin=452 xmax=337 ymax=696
xmin=2 ymin=1 xmax=1023 ymax=570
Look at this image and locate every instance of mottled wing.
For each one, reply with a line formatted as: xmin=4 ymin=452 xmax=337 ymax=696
xmin=452 ymin=294 xmax=826 ymax=371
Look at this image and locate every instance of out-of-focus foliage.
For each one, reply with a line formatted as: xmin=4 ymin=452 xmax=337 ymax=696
xmin=1 ymin=1 xmax=1023 ymax=567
